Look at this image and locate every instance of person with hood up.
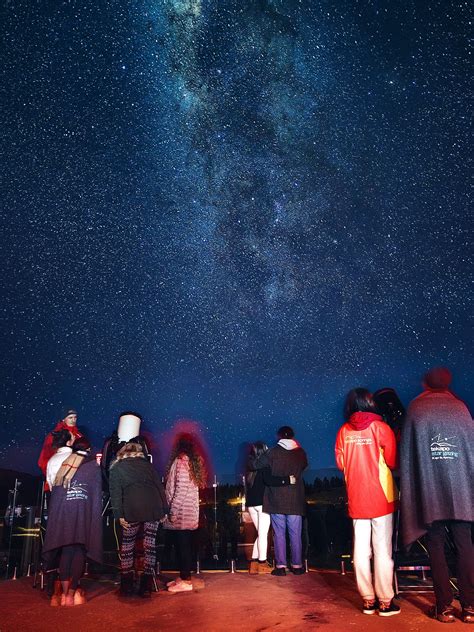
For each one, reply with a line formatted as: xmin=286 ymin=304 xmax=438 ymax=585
xmin=400 ymin=367 xmax=474 ymax=624
xmin=252 ymin=426 xmax=308 ymax=576
xmin=335 ymin=388 xmax=399 ymax=617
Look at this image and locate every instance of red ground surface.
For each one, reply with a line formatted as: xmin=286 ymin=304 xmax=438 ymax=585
xmin=0 ymin=570 xmax=443 ymax=631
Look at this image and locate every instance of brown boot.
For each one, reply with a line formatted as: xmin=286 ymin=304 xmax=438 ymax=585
xmin=258 ymin=561 xmax=273 ymax=574
xmin=249 ymin=560 xmax=259 ymax=575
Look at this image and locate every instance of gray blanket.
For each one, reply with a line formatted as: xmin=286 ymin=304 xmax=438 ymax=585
xmin=400 ymin=390 xmax=474 ymax=547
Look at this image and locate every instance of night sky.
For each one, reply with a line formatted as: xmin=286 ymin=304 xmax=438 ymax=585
xmin=1 ymin=0 xmax=472 ymax=480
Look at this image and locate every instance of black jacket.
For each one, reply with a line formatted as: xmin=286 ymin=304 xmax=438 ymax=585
xmin=255 ymin=443 xmax=308 ymax=515
xmin=246 ymin=466 xmax=291 ymax=508
xmin=109 ymin=457 xmax=168 ymax=523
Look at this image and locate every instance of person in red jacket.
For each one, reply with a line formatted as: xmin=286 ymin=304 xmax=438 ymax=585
xmin=38 ymin=409 xmax=82 ymax=486
xmin=335 ymin=388 xmax=399 ymax=617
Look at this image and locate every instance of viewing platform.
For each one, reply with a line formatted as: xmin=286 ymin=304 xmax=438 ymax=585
xmin=1 ymin=568 xmax=442 ymax=632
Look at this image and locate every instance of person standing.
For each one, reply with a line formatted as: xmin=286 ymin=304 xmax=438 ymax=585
xmin=38 ymin=409 xmax=82 ymax=485
xmin=400 ymin=367 xmax=474 ymax=624
xmin=253 ymin=426 xmax=307 ymax=576
xmin=163 ymin=433 xmax=207 ymax=593
xmin=108 ymin=441 xmax=168 ymax=598
xmin=42 ymin=437 xmax=102 ymax=607
xmin=246 ymin=441 xmax=296 ymax=574
xmin=335 ymin=388 xmax=400 ymax=616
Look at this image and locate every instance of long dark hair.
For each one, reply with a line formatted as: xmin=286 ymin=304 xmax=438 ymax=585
xmin=167 ymin=433 xmax=207 ymax=489
xmin=246 ymin=441 xmax=268 ymax=487
xmin=344 ymin=388 xmax=377 ymax=421
xmin=51 ymin=429 xmax=72 ymax=449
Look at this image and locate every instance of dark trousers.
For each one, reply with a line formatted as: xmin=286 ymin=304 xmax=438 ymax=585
xmin=59 ymin=544 xmax=86 ymax=590
xmin=425 ymin=520 xmax=474 ymax=609
xmin=174 ymin=530 xmax=194 ymax=580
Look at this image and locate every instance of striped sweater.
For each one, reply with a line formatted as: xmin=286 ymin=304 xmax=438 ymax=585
xmin=163 ymin=455 xmax=199 ymax=531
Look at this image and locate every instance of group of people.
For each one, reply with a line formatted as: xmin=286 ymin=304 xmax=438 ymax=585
xmin=334 ymin=367 xmax=473 ymax=623
xmin=37 ymin=365 xmax=473 ymax=625
xmin=39 ymin=411 xmax=207 ymax=603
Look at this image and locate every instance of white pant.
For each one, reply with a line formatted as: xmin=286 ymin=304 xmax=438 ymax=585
xmin=248 ymin=505 xmax=271 ymax=561
xmin=352 ymin=513 xmax=394 ymax=602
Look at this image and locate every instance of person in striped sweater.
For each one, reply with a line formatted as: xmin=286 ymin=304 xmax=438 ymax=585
xmin=163 ymin=433 xmax=207 ymax=593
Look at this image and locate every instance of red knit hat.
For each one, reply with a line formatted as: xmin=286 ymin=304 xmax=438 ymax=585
xmin=424 ymin=366 xmax=452 ymax=390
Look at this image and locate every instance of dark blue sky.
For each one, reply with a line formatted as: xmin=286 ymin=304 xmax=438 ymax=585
xmin=1 ymin=0 xmax=471 ymax=478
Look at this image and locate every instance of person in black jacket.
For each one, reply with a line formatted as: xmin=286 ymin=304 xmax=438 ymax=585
xmin=246 ymin=441 xmax=296 ymax=575
xmin=253 ymin=426 xmax=308 ymax=576
xmin=109 ymin=442 xmax=168 ymax=598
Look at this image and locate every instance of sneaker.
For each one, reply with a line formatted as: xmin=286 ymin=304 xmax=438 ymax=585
xmin=378 ymin=599 xmax=401 ymax=617
xmin=430 ymin=605 xmax=455 ymax=623
xmin=271 ymin=567 xmax=286 ymax=576
xmin=462 ymin=606 xmax=474 ymax=624
xmin=291 ymin=567 xmax=305 ymax=576
xmin=168 ymin=580 xmax=193 ymax=593
xmin=167 ymin=578 xmax=182 ymax=588
xmin=257 ymin=561 xmax=273 ymax=574
xmin=362 ymin=599 xmax=377 ymax=615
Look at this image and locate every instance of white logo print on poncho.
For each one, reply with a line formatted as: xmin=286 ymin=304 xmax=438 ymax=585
xmin=430 ymin=434 xmax=459 ymax=461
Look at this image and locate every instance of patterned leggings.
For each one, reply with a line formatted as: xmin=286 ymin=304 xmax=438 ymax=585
xmin=121 ymin=521 xmax=159 ymax=574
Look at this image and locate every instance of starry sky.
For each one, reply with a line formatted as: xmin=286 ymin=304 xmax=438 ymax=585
xmin=1 ymin=0 xmax=472 ymax=480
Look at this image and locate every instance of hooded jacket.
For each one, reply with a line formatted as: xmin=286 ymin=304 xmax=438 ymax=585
xmin=335 ymin=412 xmax=398 ymax=519
xmin=109 ymin=455 xmax=167 ymax=523
xmin=254 ymin=439 xmax=308 ymax=515
xmin=400 ymin=389 xmax=474 ymax=547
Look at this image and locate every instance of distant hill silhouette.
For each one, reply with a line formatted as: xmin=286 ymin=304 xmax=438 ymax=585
xmin=217 ymin=467 xmax=342 ymax=486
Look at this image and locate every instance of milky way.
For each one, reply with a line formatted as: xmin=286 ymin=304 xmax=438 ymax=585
xmin=1 ymin=0 xmax=471 ymax=477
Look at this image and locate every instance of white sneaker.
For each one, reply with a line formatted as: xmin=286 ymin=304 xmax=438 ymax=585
xmin=166 ymin=578 xmax=182 ymax=588
xmin=168 ymin=580 xmax=193 ymax=593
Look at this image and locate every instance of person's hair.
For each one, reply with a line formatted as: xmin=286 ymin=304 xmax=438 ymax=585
xmin=344 ymin=388 xmax=377 ymax=421
xmin=167 ymin=433 xmax=207 ymax=488
xmin=251 ymin=441 xmax=268 ymax=458
xmin=72 ymin=436 xmax=91 ymax=454
xmin=51 ymin=429 xmax=73 ymax=449
xmin=423 ymin=366 xmax=452 ymax=390
xmin=277 ymin=426 xmax=294 ymax=439
xmin=116 ymin=442 xmax=144 ymax=458
xmin=246 ymin=441 xmax=268 ymax=487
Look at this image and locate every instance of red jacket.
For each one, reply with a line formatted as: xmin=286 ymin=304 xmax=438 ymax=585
xmin=38 ymin=421 xmax=82 ymax=479
xmin=335 ymin=412 xmax=398 ymax=519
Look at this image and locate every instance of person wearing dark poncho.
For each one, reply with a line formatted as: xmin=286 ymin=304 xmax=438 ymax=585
xmin=42 ymin=437 xmax=102 ymax=607
xmin=400 ymin=367 xmax=474 ymax=624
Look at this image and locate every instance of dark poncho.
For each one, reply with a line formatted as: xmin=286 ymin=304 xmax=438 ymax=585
xmin=43 ymin=460 xmax=102 ymax=564
xmin=400 ymin=389 xmax=474 ymax=548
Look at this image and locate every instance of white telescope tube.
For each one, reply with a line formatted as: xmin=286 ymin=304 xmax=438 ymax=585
xmin=117 ymin=414 xmax=141 ymax=442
